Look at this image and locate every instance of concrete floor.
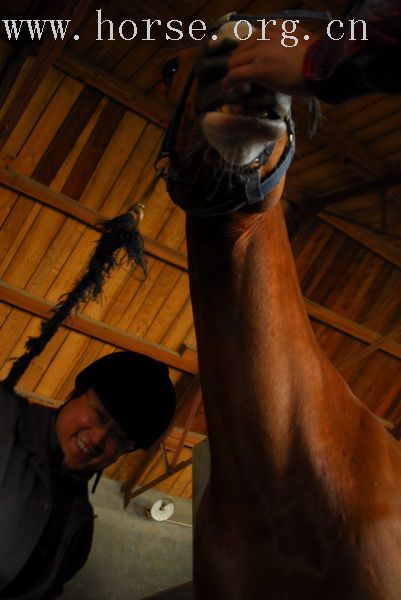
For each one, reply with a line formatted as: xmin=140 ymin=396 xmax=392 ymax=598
xmin=61 ymin=478 xmax=193 ymax=600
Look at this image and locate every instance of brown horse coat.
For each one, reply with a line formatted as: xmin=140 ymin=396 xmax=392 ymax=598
xmin=163 ymin=23 xmax=401 ymax=600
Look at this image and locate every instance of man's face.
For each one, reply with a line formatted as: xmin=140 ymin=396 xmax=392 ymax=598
xmin=55 ymin=388 xmax=135 ymax=472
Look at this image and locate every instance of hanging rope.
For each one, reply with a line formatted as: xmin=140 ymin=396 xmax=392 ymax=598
xmin=3 ymin=205 xmax=146 ymax=390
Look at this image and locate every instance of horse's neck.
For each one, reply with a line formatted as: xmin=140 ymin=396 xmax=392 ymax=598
xmin=187 ymin=197 xmax=355 ymax=496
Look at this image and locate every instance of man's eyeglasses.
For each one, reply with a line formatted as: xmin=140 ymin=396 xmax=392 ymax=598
xmin=86 ymin=392 xmax=136 ymax=453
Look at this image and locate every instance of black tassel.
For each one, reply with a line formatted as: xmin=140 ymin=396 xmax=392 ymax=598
xmin=4 ymin=212 xmax=146 ymax=390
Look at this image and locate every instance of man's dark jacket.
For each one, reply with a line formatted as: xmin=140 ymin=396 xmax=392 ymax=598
xmin=0 ymin=383 xmax=94 ymax=599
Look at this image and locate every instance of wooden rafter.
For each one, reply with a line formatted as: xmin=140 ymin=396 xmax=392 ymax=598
xmin=312 ymin=210 xmax=401 ymax=271
xmin=306 ymin=299 xmax=401 ymax=361
xmin=0 ymin=280 xmax=198 ymax=374
xmin=308 ymin=173 xmax=401 ymax=210
xmin=338 ymin=324 xmax=401 ymax=372
xmin=285 ymin=194 xmax=401 ymax=271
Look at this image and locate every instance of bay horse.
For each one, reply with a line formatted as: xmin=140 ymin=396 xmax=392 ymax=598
xmin=159 ymin=14 xmax=401 ymax=600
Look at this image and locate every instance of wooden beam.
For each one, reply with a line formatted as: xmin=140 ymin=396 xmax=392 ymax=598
xmin=56 ymin=50 xmax=171 ymax=128
xmin=0 ymin=280 xmax=198 ymax=374
xmin=286 ymin=194 xmax=401 ymax=271
xmin=308 ymin=173 xmax=401 ymax=210
xmin=0 ymin=0 xmax=92 ymax=150
xmin=338 ymin=324 xmax=401 ymax=372
xmin=305 ymin=299 xmax=401 ymax=361
xmin=16 ymin=386 xmax=62 ymax=407
xmin=170 ymin=381 xmax=202 ymax=468
xmin=0 ymin=163 xmax=188 ymax=270
xmin=128 ymin=456 xmax=193 ymax=500
xmin=315 ymin=210 xmax=401 ymax=271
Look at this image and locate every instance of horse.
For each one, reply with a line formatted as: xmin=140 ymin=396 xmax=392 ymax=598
xmin=159 ymin=14 xmax=401 ymax=600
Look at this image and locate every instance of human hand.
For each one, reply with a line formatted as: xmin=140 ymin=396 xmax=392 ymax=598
xmin=222 ymin=22 xmax=317 ymax=97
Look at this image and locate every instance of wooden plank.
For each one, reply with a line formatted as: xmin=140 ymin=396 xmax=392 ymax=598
xmin=0 ymin=280 xmax=198 ymax=373
xmin=77 ymin=111 xmax=146 ymax=210
xmin=0 ymin=164 xmax=188 ymax=270
xmin=33 ymin=86 xmax=103 ymax=185
xmin=16 ymin=386 xmax=62 ymax=408
xmin=0 ymin=200 xmax=42 ymax=277
xmin=1 ymin=207 xmax=65 ymax=289
xmin=305 ymin=299 xmax=401 ymax=361
xmin=0 ymin=45 xmax=31 ymax=112
xmin=12 ymin=75 xmax=84 ymax=176
xmin=61 ymin=99 xmax=126 ymax=200
xmin=286 ymin=194 xmax=401 ymax=271
xmin=49 ymin=98 xmax=109 ymax=192
xmin=146 ymin=271 xmax=190 ymax=344
xmin=2 ymin=65 xmax=65 ymax=157
xmin=293 ymin=102 xmax=388 ymax=180
xmin=100 ymin=122 xmax=163 ymax=217
xmin=317 ymin=211 xmax=401 ymax=271
xmin=0 ymin=0 xmax=92 ymax=150
xmin=309 ymin=173 xmax=401 ymax=210
xmin=56 ymin=49 xmax=171 ymax=127
xmin=338 ymin=324 xmax=401 ymax=372
xmin=171 ymin=381 xmax=202 ymax=468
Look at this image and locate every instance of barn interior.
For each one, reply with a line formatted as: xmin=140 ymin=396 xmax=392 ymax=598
xmin=0 ymin=0 xmax=400 ymax=596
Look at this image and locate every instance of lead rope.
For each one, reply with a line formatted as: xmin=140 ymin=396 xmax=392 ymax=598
xmin=3 ymin=169 xmax=164 ymax=390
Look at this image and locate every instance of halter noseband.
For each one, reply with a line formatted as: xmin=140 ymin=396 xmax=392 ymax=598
xmin=157 ymin=10 xmax=331 ymax=217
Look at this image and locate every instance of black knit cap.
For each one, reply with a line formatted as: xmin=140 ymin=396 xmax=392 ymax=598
xmin=74 ymin=351 xmax=176 ymax=450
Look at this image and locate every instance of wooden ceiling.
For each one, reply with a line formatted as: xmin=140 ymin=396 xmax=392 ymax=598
xmin=0 ymin=0 xmax=400 ymax=501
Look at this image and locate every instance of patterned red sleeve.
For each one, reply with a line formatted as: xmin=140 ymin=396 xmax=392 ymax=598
xmin=302 ymin=0 xmax=401 ymax=103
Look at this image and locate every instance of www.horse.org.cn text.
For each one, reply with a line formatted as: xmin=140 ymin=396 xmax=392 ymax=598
xmin=0 ymin=11 xmax=369 ymax=48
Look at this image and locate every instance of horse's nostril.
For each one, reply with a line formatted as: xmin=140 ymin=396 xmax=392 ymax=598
xmin=233 ymin=83 xmax=251 ymax=95
xmin=162 ymin=58 xmax=180 ymax=87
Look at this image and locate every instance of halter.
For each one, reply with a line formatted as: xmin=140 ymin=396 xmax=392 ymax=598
xmin=157 ymin=10 xmax=331 ymax=217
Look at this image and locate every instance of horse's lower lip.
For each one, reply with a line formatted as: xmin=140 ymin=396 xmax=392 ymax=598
xmin=205 ymin=111 xmax=285 ymax=129
xmin=203 ymin=112 xmax=287 ymax=143
xmin=214 ymin=104 xmax=282 ymax=120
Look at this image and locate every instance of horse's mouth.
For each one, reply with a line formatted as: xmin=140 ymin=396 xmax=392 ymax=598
xmin=202 ymin=102 xmax=288 ymax=143
xmin=215 ymin=104 xmax=283 ymax=121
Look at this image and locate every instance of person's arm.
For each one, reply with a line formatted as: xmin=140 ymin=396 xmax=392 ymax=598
xmin=304 ymin=0 xmax=401 ymax=102
xmin=223 ymin=0 xmax=401 ymax=102
xmin=42 ymin=519 xmax=94 ymax=599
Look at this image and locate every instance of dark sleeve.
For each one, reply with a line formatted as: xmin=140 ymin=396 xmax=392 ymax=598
xmin=0 ymin=380 xmax=26 ymax=422
xmin=42 ymin=519 xmax=94 ymax=600
xmin=303 ymin=0 xmax=401 ymax=103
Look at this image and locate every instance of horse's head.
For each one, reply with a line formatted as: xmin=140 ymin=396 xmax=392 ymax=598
xmin=158 ymin=17 xmax=296 ymax=216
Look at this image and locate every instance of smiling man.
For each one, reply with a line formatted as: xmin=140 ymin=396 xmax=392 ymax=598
xmin=0 ymin=351 xmax=176 ymax=600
